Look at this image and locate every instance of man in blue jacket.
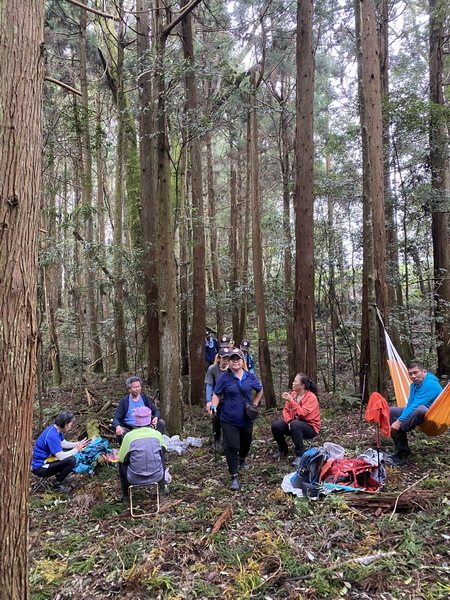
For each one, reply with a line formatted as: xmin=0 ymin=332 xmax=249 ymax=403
xmin=389 ymin=361 xmax=442 ymax=462
xmin=113 ymin=377 xmax=166 ymax=444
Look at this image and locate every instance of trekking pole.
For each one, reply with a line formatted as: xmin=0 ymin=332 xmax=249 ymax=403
xmin=211 ymin=407 xmax=217 ymax=467
xmin=376 ymin=423 xmax=382 ymax=483
xmin=360 ymin=364 xmax=368 ymax=420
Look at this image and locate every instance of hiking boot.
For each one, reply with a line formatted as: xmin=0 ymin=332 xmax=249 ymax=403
xmin=292 ymin=456 xmax=302 ymax=467
xmin=52 ymin=483 xmax=71 ymax=494
xmin=61 ymin=475 xmax=76 ymax=484
xmin=273 ymin=450 xmax=288 ymax=460
xmin=212 ymin=440 xmax=221 ymax=450
xmin=238 ymin=460 xmax=249 ymax=471
xmin=390 ymin=430 xmax=411 ymax=459
xmin=228 ymin=475 xmax=241 ymax=491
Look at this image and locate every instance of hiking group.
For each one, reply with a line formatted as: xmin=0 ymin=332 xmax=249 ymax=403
xmin=31 ymin=336 xmax=444 ymax=496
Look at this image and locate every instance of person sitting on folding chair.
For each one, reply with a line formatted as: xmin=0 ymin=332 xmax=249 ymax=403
xmin=389 ymin=361 xmax=442 ymax=463
xmin=31 ymin=410 xmax=90 ymax=493
xmin=118 ymin=406 xmax=168 ymax=502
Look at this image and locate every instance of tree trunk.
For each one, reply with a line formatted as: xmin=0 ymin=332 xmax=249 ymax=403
xmin=113 ymin=2 xmax=128 ymax=374
xmin=429 ymin=0 xmax=450 ymax=376
xmin=136 ymin=0 xmax=160 ymax=386
xmin=79 ymin=2 xmax=103 ymax=373
xmin=206 ymin=130 xmax=224 ymax=337
xmin=181 ymin=2 xmax=206 ymax=406
xmin=355 ymin=0 xmax=387 ymax=397
xmin=379 ymin=0 xmax=413 ymax=362
xmin=293 ymin=0 xmax=317 ymax=380
xmin=0 ymin=1 xmax=43 ymax=597
xmin=249 ymin=74 xmax=276 ymax=408
xmin=154 ymin=3 xmax=182 ymax=432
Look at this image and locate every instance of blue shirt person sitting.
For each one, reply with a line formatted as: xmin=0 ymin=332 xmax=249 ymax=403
xmin=389 ymin=361 xmax=442 ymax=463
xmin=113 ymin=376 xmax=166 ymax=444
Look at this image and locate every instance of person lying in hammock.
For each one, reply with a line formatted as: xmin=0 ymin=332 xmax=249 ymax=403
xmin=390 ymin=361 xmax=442 ymax=463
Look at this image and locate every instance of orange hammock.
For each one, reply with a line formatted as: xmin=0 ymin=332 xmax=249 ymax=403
xmin=385 ymin=330 xmax=450 ymax=436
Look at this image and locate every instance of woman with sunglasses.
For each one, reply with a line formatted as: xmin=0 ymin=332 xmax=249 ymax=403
xmin=210 ymin=349 xmax=263 ymax=491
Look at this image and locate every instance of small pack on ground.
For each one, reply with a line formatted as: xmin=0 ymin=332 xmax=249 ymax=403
xmin=291 ymin=447 xmax=328 ymax=497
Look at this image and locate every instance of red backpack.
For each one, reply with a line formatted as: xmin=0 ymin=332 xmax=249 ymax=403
xmin=319 ymin=458 xmax=380 ymax=491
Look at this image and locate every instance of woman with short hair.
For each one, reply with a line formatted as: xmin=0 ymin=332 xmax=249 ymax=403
xmin=31 ymin=411 xmax=89 ymax=492
xmin=271 ymin=373 xmax=320 ymax=466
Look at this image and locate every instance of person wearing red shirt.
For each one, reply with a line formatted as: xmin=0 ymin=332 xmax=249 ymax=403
xmin=271 ymin=373 xmax=320 ymax=466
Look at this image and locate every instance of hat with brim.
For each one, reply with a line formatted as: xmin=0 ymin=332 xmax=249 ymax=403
xmin=230 ymin=349 xmax=244 ymax=360
xmin=220 ymin=334 xmax=232 ymax=347
xmin=218 ymin=347 xmax=232 ymax=358
xmin=134 ymin=406 xmax=152 ymax=427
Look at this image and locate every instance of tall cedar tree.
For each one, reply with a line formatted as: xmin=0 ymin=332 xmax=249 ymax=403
xmin=293 ymin=0 xmax=317 ymax=380
xmin=0 ymin=1 xmax=44 ymax=597
xmin=137 ymin=0 xmax=160 ymax=386
xmin=181 ymin=0 xmax=207 ymax=406
xmin=355 ymin=0 xmax=388 ymax=396
xmin=429 ymin=0 xmax=450 ymax=377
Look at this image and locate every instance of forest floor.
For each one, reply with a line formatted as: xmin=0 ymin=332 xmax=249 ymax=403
xmin=29 ymin=378 xmax=450 ymax=600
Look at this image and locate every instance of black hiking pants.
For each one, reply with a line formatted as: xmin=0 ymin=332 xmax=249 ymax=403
xmin=271 ymin=419 xmax=317 ymax=457
xmin=221 ymin=420 xmax=253 ymax=476
xmin=32 ymin=456 xmax=76 ymax=483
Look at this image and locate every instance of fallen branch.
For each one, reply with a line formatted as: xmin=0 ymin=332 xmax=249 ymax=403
xmin=389 ymin=474 xmax=429 ymax=521
xmin=209 ymin=505 xmax=232 ymax=537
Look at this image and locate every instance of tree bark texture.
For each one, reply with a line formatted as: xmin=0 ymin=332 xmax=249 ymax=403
xmin=154 ymin=4 xmax=182 ymax=432
xmin=206 ymin=130 xmax=224 ymax=337
xmin=249 ymin=75 xmax=276 ymax=408
xmin=137 ymin=0 xmax=160 ymax=385
xmin=79 ymin=2 xmax=103 ymax=373
xmin=293 ymin=0 xmax=317 ymax=381
xmin=181 ymin=3 xmax=206 ymax=406
xmin=0 ymin=1 xmax=44 ymax=597
xmin=429 ymin=0 xmax=450 ymax=376
xmin=355 ymin=0 xmax=387 ymax=396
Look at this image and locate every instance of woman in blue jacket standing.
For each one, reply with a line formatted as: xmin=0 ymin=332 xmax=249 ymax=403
xmin=210 ymin=349 xmax=263 ymax=491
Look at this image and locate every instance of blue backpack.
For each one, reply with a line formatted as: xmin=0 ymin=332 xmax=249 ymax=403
xmin=290 ymin=447 xmax=328 ymax=496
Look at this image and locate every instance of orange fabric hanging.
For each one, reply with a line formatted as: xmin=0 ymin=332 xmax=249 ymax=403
xmin=365 ymin=392 xmax=391 ymax=437
xmin=417 ymin=383 xmax=450 ymax=436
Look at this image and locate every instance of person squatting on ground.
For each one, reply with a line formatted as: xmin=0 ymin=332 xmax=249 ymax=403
xmin=118 ymin=406 xmax=169 ymax=501
xmin=210 ymin=349 xmax=263 ymax=491
xmin=113 ymin=376 xmax=166 ymax=444
xmin=389 ymin=361 xmax=442 ymax=463
xmin=32 ymin=410 xmax=90 ymax=493
xmin=205 ymin=347 xmax=232 ymax=448
xmin=271 ymin=373 xmax=321 ymax=467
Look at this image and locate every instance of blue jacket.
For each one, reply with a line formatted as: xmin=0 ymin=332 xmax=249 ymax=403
xmin=213 ymin=369 xmax=263 ymax=427
xmin=399 ymin=372 xmax=442 ymax=422
xmin=112 ymin=393 xmax=160 ymax=428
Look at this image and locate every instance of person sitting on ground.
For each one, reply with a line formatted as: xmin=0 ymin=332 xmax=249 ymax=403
xmin=240 ymin=339 xmax=255 ymax=373
xmin=210 ymin=349 xmax=263 ymax=491
xmin=118 ymin=406 xmax=169 ymax=501
xmin=271 ymin=373 xmax=320 ymax=467
xmin=205 ymin=328 xmax=220 ymax=370
xmin=113 ymin=376 xmax=166 ymax=444
xmin=205 ymin=347 xmax=232 ymax=449
xmin=389 ymin=361 xmax=442 ymax=463
xmin=31 ymin=410 xmax=90 ymax=493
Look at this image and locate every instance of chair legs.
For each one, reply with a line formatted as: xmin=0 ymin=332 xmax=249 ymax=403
xmin=129 ymin=482 xmax=160 ymax=517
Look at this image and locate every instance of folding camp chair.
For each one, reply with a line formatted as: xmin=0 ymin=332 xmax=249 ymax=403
xmin=129 ymin=482 xmax=160 ymax=517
